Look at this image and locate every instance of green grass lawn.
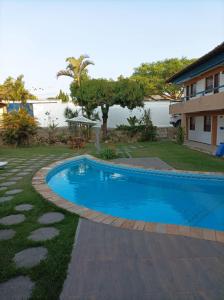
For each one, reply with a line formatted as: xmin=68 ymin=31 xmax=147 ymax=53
xmin=0 ymin=149 xmax=79 ymax=299
xmin=128 ymin=141 xmax=224 ymax=172
xmin=0 ymin=141 xmax=223 ymax=299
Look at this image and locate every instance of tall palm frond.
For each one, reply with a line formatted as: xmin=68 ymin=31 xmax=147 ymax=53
xmin=57 ymin=54 xmax=94 ymax=113
xmin=56 ymin=70 xmax=74 ymax=79
xmin=57 ymin=55 xmax=94 ymax=85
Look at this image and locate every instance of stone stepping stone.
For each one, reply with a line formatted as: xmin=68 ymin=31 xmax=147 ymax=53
xmin=13 ymin=176 xmax=24 ymax=181
xmin=18 ymin=172 xmax=30 ymax=176
xmin=13 ymin=247 xmax=48 ymax=268
xmin=5 ymin=189 xmax=23 ymax=195
xmin=0 ymin=276 xmax=34 ymax=300
xmin=0 ymin=229 xmax=16 ymax=240
xmin=1 ymin=173 xmax=13 ymax=177
xmin=0 ymin=196 xmax=14 ymax=203
xmin=0 ymin=187 xmax=7 ymax=191
xmin=0 ymin=181 xmax=16 ymax=187
xmin=15 ymin=204 xmax=33 ymax=212
xmin=38 ymin=212 xmax=64 ymax=224
xmin=0 ymin=214 xmax=25 ymax=225
xmin=28 ymin=227 xmax=59 ymax=241
xmin=7 ymin=170 xmax=18 ymax=173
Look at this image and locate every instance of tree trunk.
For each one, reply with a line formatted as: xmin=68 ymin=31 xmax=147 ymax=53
xmin=102 ymin=117 xmax=108 ymax=140
xmin=101 ymin=104 xmax=109 ymax=140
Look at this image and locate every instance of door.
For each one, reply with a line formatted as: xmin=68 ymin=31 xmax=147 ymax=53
xmin=217 ymin=115 xmax=224 ymax=145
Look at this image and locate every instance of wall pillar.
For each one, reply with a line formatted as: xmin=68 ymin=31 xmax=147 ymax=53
xmin=181 ymin=113 xmax=188 ymax=140
xmin=211 ymin=115 xmax=217 ymax=145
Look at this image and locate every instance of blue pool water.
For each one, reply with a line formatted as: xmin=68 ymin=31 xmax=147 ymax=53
xmin=47 ymin=157 xmax=224 ymax=231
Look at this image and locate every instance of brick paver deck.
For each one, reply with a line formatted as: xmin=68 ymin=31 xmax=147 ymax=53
xmin=61 ymin=218 xmax=224 ymax=300
xmin=112 ymin=157 xmax=173 ymax=169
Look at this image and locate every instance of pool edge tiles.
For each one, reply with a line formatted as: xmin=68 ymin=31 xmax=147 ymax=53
xmin=32 ymin=155 xmax=224 ymax=243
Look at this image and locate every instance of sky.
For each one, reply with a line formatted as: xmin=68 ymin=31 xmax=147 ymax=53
xmin=0 ymin=0 xmax=224 ymax=98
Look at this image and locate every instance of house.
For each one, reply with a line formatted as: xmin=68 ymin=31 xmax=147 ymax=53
xmin=168 ymin=42 xmax=224 ymax=146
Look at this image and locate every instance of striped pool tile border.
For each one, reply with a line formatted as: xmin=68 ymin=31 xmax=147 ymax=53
xmin=32 ymin=154 xmax=224 ymax=243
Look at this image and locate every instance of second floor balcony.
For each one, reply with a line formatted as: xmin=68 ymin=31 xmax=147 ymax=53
xmin=169 ymin=91 xmax=224 ymax=115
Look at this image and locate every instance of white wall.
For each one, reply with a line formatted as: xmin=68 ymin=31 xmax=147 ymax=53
xmin=33 ymin=101 xmax=76 ymax=127
xmin=188 ymin=116 xmax=211 ymax=144
xmin=32 ymin=101 xmax=171 ymax=128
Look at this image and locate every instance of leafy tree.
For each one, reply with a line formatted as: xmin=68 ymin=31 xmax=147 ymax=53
xmin=56 ymin=90 xmax=70 ymax=102
xmin=74 ymin=79 xmax=113 ymax=138
xmin=72 ymin=78 xmax=144 ymax=139
xmin=132 ymin=58 xmax=195 ymax=100
xmin=113 ymin=78 xmax=144 ymax=109
xmin=0 ymin=75 xmax=36 ymax=103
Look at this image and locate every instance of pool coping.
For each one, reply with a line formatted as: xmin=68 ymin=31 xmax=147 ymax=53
xmin=32 ymin=154 xmax=224 ymax=243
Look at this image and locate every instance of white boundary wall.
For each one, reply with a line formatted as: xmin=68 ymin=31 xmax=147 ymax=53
xmin=31 ymin=100 xmax=171 ymax=128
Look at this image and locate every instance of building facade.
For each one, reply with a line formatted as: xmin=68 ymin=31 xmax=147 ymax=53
xmin=169 ymin=42 xmax=224 ymax=146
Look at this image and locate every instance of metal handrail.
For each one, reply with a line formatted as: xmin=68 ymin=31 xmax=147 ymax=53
xmin=174 ymin=84 xmax=224 ymax=102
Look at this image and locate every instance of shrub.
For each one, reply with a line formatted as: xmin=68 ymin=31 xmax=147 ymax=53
xmin=47 ymin=121 xmax=59 ymax=144
xmin=99 ymin=148 xmax=117 ymax=160
xmin=138 ymin=109 xmax=157 ymax=141
xmin=127 ymin=116 xmax=138 ymax=127
xmin=56 ymin=133 xmax=69 ymax=144
xmin=2 ymin=109 xmax=38 ymax=146
xmin=176 ymin=126 xmax=184 ymax=145
xmin=116 ymin=109 xmax=157 ymax=142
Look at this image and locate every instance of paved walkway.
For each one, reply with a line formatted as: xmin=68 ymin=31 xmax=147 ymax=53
xmin=60 ymin=219 xmax=224 ymax=300
xmin=112 ymin=157 xmax=173 ymax=170
xmin=184 ymin=140 xmax=217 ymax=155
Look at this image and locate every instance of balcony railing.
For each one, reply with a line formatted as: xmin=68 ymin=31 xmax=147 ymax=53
xmin=169 ymin=90 xmax=224 ymax=115
xmin=175 ymin=84 xmax=224 ymax=102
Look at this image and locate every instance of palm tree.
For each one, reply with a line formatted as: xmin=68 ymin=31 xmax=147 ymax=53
xmin=57 ymin=55 xmax=94 ymax=86
xmin=57 ymin=55 xmax=94 ymax=113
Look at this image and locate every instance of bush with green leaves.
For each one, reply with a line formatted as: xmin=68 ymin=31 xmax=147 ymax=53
xmin=2 ymin=109 xmax=38 ymax=146
xmin=138 ymin=109 xmax=157 ymax=141
xmin=116 ymin=109 xmax=157 ymax=142
xmin=176 ymin=126 xmax=184 ymax=145
xmin=99 ymin=147 xmax=117 ymax=160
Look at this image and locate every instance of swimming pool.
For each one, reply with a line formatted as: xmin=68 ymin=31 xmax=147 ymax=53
xmin=46 ymin=157 xmax=224 ymax=231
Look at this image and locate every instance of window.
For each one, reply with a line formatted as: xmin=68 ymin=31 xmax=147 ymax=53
xmin=189 ymin=117 xmax=195 ymax=130
xmin=214 ymin=73 xmax=220 ymax=94
xmin=190 ymin=83 xmax=196 ymax=97
xmin=186 ymin=85 xmax=190 ymax=100
xmin=205 ymin=76 xmax=213 ymax=93
xmin=204 ymin=116 xmax=211 ymax=132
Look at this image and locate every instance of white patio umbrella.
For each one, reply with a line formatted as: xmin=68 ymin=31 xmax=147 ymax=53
xmin=66 ymin=115 xmax=99 ymax=143
xmin=66 ymin=115 xmax=97 ymax=126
